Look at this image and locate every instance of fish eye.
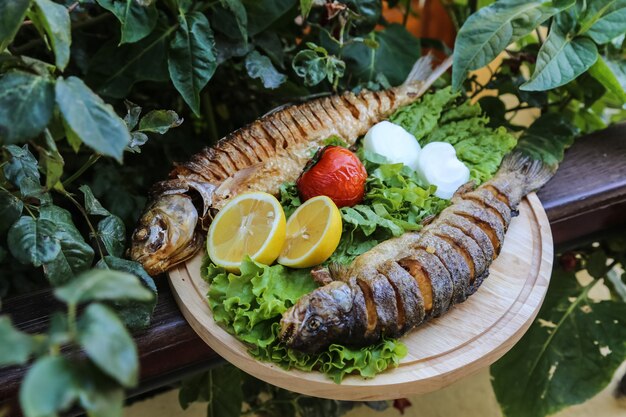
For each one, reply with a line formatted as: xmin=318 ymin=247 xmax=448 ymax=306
xmin=134 ymin=228 xmax=149 ymax=242
xmin=307 ymin=317 xmax=321 ymax=331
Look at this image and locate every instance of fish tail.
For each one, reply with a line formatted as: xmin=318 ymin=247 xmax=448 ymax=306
xmin=499 ymin=151 xmax=556 ymax=195
xmin=402 ymin=54 xmax=453 ymax=93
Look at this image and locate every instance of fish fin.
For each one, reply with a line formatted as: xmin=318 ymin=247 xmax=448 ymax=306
xmin=215 ymin=163 xmax=263 ymax=199
xmin=311 ymin=266 xmax=334 ymax=286
xmin=403 ymin=54 xmax=453 ymax=93
xmin=500 ymin=151 xmax=556 ymax=194
xmin=329 ymin=262 xmax=351 ymax=282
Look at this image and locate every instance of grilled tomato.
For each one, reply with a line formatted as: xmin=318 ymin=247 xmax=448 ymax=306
xmin=297 ymin=146 xmax=367 ymax=207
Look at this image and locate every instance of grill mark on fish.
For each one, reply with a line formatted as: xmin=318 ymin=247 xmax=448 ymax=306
xmin=286 ymin=106 xmax=312 ymax=138
xmin=440 ymin=214 xmax=496 ymax=261
xmin=454 ymin=212 xmax=501 ymax=255
xmin=339 ymin=95 xmax=360 ymax=119
xmin=379 ymin=261 xmax=425 ymax=331
xmin=269 ymin=117 xmax=297 ymax=148
xmin=434 ymin=231 xmax=476 ymax=282
xmin=258 ymin=121 xmax=285 ymax=151
xmin=397 ymin=258 xmax=433 ymax=312
xmin=308 ymin=100 xmax=335 ymax=130
xmin=248 ymin=122 xmax=277 ymax=155
xmin=343 ymin=93 xmax=369 ymax=123
xmin=416 ymin=234 xmax=471 ymax=303
xmin=279 ymin=112 xmax=306 ymax=145
xmin=229 ymin=140 xmax=255 ymax=165
xmin=240 ymin=129 xmax=269 ymax=160
xmin=484 ymin=184 xmax=510 ymax=206
xmin=357 ymin=278 xmax=378 ymax=335
xmin=329 ymin=96 xmax=355 ymax=128
xmin=462 ymin=195 xmax=509 ymax=226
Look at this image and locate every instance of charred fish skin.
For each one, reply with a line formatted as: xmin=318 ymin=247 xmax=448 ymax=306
xmin=131 ymin=56 xmax=454 ymax=276
xmin=281 ymin=152 xmax=556 ymax=352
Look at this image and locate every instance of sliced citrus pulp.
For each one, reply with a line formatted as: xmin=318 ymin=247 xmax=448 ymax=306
xmin=207 ymin=192 xmax=286 ymax=272
xmin=278 ymin=195 xmax=342 ymax=268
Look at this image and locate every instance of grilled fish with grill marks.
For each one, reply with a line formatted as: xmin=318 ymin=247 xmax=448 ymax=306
xmin=280 ymin=152 xmax=555 ymax=353
xmin=130 ymin=56 xmax=452 ymax=276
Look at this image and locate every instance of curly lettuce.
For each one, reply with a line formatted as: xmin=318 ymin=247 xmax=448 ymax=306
xmin=204 ymin=257 xmax=407 ymax=383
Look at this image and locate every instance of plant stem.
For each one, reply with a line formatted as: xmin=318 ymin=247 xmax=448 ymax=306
xmin=62 ymin=154 xmax=101 ymax=188
xmin=402 ymin=0 xmax=412 ymax=27
xmin=506 ymin=104 xmax=535 ymax=113
xmin=202 ymin=92 xmax=219 ymax=144
xmin=62 ymin=190 xmax=106 ymax=260
xmin=67 ymin=302 xmax=78 ymax=339
xmin=535 ymin=27 xmax=545 ymax=44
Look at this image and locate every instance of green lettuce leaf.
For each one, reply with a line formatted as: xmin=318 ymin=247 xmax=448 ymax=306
xmin=203 ymin=257 xmax=407 ymax=382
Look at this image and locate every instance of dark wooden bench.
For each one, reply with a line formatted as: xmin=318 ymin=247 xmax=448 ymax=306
xmin=1 ymin=123 xmax=625 ymax=412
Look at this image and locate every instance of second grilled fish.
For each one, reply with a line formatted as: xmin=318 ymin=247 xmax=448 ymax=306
xmin=280 ymin=152 xmax=554 ymax=353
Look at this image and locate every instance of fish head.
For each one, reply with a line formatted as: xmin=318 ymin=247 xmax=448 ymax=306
xmin=280 ymin=281 xmax=354 ymax=353
xmin=130 ymin=194 xmax=203 ymax=276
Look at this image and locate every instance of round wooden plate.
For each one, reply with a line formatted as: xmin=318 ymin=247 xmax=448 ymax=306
xmin=168 ymin=193 xmax=553 ymax=400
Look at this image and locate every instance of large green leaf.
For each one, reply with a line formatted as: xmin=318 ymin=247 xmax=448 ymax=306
xmin=0 ymin=190 xmax=23 ymax=235
xmin=2 ymin=145 xmax=41 ymax=197
xmin=137 ymin=110 xmax=183 ymax=134
xmin=581 ymin=0 xmax=626 ymax=44
xmin=7 ymin=216 xmax=61 ymax=267
xmin=167 ymin=12 xmax=217 ymax=115
xmin=96 ymin=255 xmax=157 ymax=330
xmin=87 ymin=27 xmax=171 ymax=98
xmin=491 ymin=270 xmax=626 ymax=417
xmin=515 ymin=113 xmax=577 ymax=167
xmin=97 ymin=215 xmax=125 ymax=257
xmin=221 ymin=0 xmax=248 ymax=41
xmin=0 ymin=0 xmax=30 ymax=52
xmin=0 ymin=71 xmax=55 ymax=144
xmin=77 ymin=303 xmax=139 ymax=387
xmin=54 ymin=268 xmax=154 ymax=305
xmin=521 ymin=20 xmax=598 ymax=91
xmin=244 ymin=0 xmax=296 ymax=36
xmin=38 ymin=130 xmax=64 ymax=189
xmin=588 ymin=55 xmax=626 ymax=102
xmin=0 ymin=316 xmax=34 ymax=366
xmin=245 ymin=50 xmax=286 ymax=89
xmin=40 ymin=205 xmax=94 ymax=285
xmin=79 ymin=184 xmax=111 ymax=217
xmin=96 ymin=0 xmax=158 ymax=44
xmin=33 ymin=0 xmax=71 ymax=70
xmin=207 ymin=365 xmax=243 ymax=417
xmin=55 ymin=77 xmax=131 ymax=162
xmin=20 ymin=356 xmax=79 ymax=417
xmin=341 ymin=24 xmax=420 ymax=85
xmin=452 ymin=0 xmax=576 ymax=90
xmin=75 ymin=362 xmax=125 ymax=417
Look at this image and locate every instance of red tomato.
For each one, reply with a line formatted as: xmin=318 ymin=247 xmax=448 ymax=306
xmin=296 ymin=146 xmax=367 ymax=207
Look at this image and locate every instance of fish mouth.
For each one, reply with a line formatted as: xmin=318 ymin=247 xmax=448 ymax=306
xmin=279 ymin=306 xmax=304 ymax=346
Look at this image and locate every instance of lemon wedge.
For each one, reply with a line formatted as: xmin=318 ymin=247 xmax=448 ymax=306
xmin=278 ymin=196 xmax=342 ymax=268
xmin=207 ymin=192 xmax=286 ymax=272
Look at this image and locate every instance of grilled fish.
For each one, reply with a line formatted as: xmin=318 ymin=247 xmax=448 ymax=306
xmin=130 ymin=56 xmax=453 ymax=276
xmin=279 ymin=152 xmax=554 ymax=353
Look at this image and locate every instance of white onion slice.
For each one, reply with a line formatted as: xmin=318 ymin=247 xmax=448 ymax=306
xmin=363 ymin=121 xmax=421 ymax=170
xmin=416 ymin=142 xmax=470 ymax=200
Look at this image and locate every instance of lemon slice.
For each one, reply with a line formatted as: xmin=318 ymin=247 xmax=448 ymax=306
xmin=207 ymin=192 xmax=286 ymax=272
xmin=278 ymin=196 xmax=342 ymax=268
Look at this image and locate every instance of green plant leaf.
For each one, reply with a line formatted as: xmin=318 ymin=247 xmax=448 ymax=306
xmin=588 ymin=55 xmax=626 ymax=102
xmin=2 ymin=144 xmax=43 ymax=198
xmin=75 ymin=362 xmax=125 ymax=417
xmin=245 ymin=50 xmax=287 ymax=89
xmin=0 ymin=71 xmax=55 ymax=144
xmin=8 ymin=216 xmax=61 ymax=267
xmin=20 ymin=356 xmax=79 ymax=417
xmin=206 ymin=365 xmax=243 ymax=417
xmin=0 ymin=190 xmax=23 ymax=235
xmin=37 ymin=130 xmax=64 ymax=189
xmin=97 ymin=215 xmax=125 ymax=257
xmin=33 ymin=0 xmax=71 ymax=70
xmin=77 ymin=303 xmax=139 ymax=387
xmin=55 ymin=77 xmax=131 ymax=162
xmin=79 ymin=184 xmax=111 ymax=217
xmin=40 ymin=205 xmax=94 ymax=285
xmin=167 ymin=12 xmax=217 ymax=115
xmin=54 ymin=268 xmax=154 ymax=305
xmin=87 ymin=27 xmax=171 ymax=98
xmin=96 ymin=255 xmax=157 ymax=330
xmin=581 ymin=0 xmax=626 ymax=44
xmin=341 ymin=24 xmax=420 ymax=85
xmin=96 ymin=0 xmax=158 ymax=44
xmin=491 ymin=270 xmax=626 ymax=417
xmin=123 ymin=101 xmax=142 ymax=130
xmin=452 ymin=0 xmax=576 ymax=90
xmin=515 ymin=113 xmax=577 ymax=167
xmin=521 ymin=21 xmax=598 ymax=91
xmin=300 ymin=0 xmax=314 ymax=17
xmin=221 ymin=0 xmax=248 ymax=41
xmin=244 ymin=0 xmax=296 ymax=37
xmin=137 ymin=110 xmax=183 ymax=134
xmin=0 ymin=316 xmax=34 ymax=366
xmin=0 ymin=0 xmax=30 ymax=52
